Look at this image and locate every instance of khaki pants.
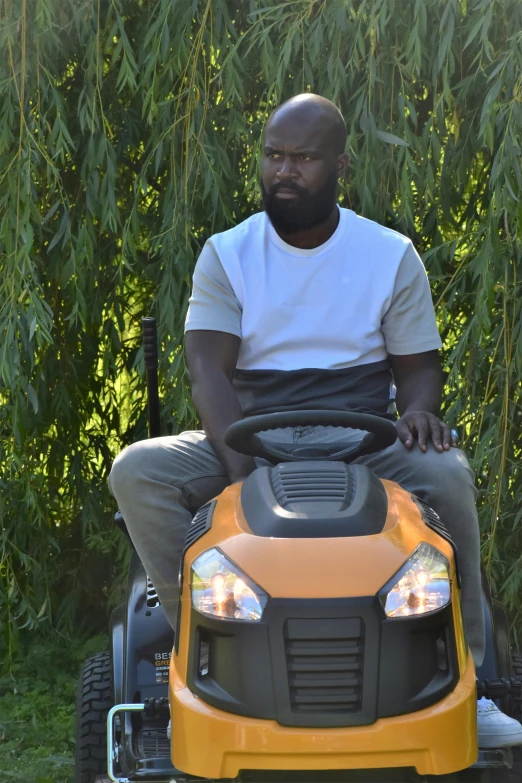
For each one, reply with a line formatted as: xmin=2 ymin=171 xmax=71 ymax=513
xmin=109 ymin=426 xmax=485 ymax=666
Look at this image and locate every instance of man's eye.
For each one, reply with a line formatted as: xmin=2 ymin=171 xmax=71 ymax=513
xmin=298 ymin=154 xmax=312 ymax=161
xmin=268 ymin=153 xmax=281 ymax=160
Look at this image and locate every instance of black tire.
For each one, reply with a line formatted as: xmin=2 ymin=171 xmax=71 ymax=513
xmin=512 ymin=650 xmax=522 ymax=678
xmin=512 ymin=651 xmax=522 ymax=670
xmin=75 ymin=651 xmax=113 ymax=783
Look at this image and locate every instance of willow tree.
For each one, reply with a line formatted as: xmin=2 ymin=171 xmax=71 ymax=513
xmin=1 ymin=0 xmax=522 ymax=646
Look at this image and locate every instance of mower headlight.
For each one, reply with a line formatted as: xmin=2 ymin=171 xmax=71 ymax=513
xmin=380 ymin=543 xmax=451 ymax=618
xmin=191 ymin=548 xmax=268 ymax=622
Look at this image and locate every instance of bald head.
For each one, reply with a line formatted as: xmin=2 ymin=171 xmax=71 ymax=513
xmin=260 ymin=94 xmax=349 ymax=239
xmin=266 ymin=94 xmax=347 ymax=155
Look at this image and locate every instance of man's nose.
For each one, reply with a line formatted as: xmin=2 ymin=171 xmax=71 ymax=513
xmin=276 ymin=157 xmax=298 ymax=179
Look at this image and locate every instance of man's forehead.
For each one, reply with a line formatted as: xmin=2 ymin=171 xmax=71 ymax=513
xmin=264 ymin=115 xmax=330 ymax=152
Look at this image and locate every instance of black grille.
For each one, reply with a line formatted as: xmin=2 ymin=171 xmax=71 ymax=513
xmin=272 ymin=463 xmax=355 ymax=508
xmin=417 ymin=498 xmax=445 ymax=530
xmin=138 ymin=728 xmax=170 ymax=758
xmin=179 ymin=500 xmax=216 ymax=601
xmin=285 ymin=617 xmax=364 ymax=714
xmin=183 ymin=500 xmax=215 ymax=553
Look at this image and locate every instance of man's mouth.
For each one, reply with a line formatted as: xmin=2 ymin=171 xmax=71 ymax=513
xmin=272 ymin=185 xmax=304 ymax=200
xmin=274 ymin=190 xmax=299 ymax=200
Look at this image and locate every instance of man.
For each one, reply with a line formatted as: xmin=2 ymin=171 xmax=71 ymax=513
xmin=110 ymin=94 xmax=522 ymax=747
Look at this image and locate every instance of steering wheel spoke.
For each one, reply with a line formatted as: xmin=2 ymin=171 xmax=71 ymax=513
xmin=224 ymin=411 xmax=397 ymax=465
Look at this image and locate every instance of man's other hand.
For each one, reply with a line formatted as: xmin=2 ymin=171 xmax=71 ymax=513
xmin=396 ymin=411 xmax=452 ymax=453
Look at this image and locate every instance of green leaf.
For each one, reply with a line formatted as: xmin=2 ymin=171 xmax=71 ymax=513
xmin=504 ymin=176 xmax=519 ymax=202
xmin=463 ymin=15 xmax=485 ymax=50
xmin=376 ymin=130 xmax=409 ymax=147
xmin=26 ymin=383 xmax=38 ymax=414
xmin=47 ymin=209 xmax=69 ymax=252
xmin=42 ymin=200 xmax=60 ymax=223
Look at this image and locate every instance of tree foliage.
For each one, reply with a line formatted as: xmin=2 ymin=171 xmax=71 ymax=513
xmin=1 ymin=0 xmax=522 ymax=644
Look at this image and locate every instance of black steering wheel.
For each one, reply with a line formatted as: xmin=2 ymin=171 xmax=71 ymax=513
xmin=224 ymin=410 xmax=397 ymax=465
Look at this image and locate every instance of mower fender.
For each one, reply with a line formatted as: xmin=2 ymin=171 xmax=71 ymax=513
xmin=121 ymin=551 xmax=174 ymax=704
xmin=120 ymin=551 xmax=174 ymax=778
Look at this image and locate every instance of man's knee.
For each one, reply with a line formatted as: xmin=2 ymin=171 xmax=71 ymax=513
xmin=403 ymin=441 xmax=468 ymax=477
xmin=109 ymin=439 xmax=155 ymax=498
xmin=434 ymin=446 xmax=474 ymax=483
xmin=411 ymin=445 xmax=477 ymax=506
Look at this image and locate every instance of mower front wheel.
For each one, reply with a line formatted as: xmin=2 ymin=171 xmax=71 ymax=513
xmin=75 ymin=651 xmax=114 ymax=783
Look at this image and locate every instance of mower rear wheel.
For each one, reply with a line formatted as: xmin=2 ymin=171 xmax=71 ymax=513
xmin=511 ymin=651 xmax=522 ymax=672
xmin=511 ymin=652 xmax=522 ymax=721
xmin=75 ymin=651 xmax=113 ymax=783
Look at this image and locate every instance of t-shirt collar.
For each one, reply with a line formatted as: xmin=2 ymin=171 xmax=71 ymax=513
xmin=266 ymin=206 xmax=348 ymax=257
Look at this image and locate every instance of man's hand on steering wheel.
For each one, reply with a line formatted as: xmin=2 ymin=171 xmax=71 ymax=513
xmin=396 ymin=410 xmax=452 ymax=453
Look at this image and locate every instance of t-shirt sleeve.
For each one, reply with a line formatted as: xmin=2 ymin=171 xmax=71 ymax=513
xmin=184 ymin=241 xmax=242 ymax=336
xmin=381 ymin=242 xmax=442 ymax=355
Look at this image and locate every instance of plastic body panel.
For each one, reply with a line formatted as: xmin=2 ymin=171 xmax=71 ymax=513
xmin=182 ymin=480 xmax=458 ymax=601
xmin=170 ymin=651 xmax=477 ymax=778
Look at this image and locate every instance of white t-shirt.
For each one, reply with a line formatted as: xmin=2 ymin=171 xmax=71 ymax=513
xmin=185 ymin=208 xmax=441 ymax=418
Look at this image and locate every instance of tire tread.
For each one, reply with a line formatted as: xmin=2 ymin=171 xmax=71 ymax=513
xmin=75 ymin=651 xmax=113 ymax=783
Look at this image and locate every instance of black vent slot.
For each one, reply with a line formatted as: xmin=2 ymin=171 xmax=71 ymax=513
xmin=179 ymin=500 xmax=216 ymax=596
xmin=198 ymin=632 xmax=210 ymax=678
xmin=413 ymin=496 xmax=460 ymax=585
xmin=183 ymin=500 xmax=215 ymax=554
xmin=285 ymin=618 xmax=364 ymax=714
xmin=418 ymin=499 xmax=445 ymax=529
xmin=146 ymin=575 xmax=161 ymax=608
xmin=272 ymin=463 xmax=355 ymax=509
xmin=138 ymin=728 xmax=170 ymax=758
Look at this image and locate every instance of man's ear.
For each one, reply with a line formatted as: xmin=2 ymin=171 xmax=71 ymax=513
xmin=337 ymin=152 xmax=349 ymax=178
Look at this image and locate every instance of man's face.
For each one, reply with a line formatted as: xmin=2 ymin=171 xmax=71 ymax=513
xmin=260 ymin=112 xmax=344 ymax=234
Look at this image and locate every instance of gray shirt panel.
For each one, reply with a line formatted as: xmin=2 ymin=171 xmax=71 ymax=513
xmin=185 ymin=241 xmax=242 ymax=337
xmin=381 ymin=243 xmax=442 ymax=355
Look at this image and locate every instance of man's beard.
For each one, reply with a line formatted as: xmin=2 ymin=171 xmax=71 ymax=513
xmin=261 ymin=171 xmax=338 ymax=235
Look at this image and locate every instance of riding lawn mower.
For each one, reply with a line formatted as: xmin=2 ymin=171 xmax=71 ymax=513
xmin=75 ymin=318 xmax=522 ymax=783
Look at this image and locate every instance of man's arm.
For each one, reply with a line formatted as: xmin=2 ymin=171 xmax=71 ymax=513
xmin=185 ymin=330 xmax=255 ymax=483
xmin=390 ymin=350 xmax=452 ymax=453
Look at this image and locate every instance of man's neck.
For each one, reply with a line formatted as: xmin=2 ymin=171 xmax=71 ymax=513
xmin=273 ymin=205 xmax=340 ymax=249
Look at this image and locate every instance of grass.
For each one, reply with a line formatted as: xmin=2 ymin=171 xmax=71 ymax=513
xmin=0 ymin=635 xmax=108 ymax=783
